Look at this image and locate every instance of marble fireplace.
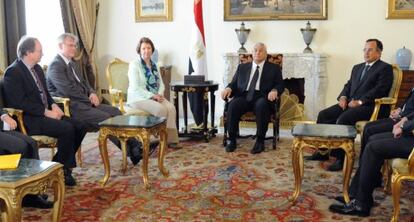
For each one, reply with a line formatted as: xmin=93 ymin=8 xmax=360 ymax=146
xmin=223 ymin=53 xmax=328 ymax=121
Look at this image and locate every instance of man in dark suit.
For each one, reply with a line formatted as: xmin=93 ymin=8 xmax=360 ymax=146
xmin=2 ymin=36 xmax=87 ymax=186
xmin=46 ymin=33 xmax=143 ymax=165
xmin=0 ymin=109 xmax=54 ymax=209
xmin=221 ymin=42 xmax=284 ymax=154
xmin=329 ymin=118 xmax=414 ymax=217
xmin=307 ymin=39 xmax=393 ymax=171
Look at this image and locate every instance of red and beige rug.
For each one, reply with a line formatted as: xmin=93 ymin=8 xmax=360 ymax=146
xmin=23 ymin=133 xmax=414 ymax=221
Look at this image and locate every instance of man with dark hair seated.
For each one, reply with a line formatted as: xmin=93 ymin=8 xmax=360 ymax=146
xmin=329 ymin=117 xmax=414 ymax=216
xmin=0 ymin=110 xmax=53 ymax=209
xmin=306 ymin=38 xmax=393 ymax=171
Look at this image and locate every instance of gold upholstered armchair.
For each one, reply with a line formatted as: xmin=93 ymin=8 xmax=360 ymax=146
xmin=105 ymin=58 xmax=149 ymax=116
xmin=387 ymin=148 xmax=414 ymax=222
xmin=355 ymin=64 xmax=403 ymax=133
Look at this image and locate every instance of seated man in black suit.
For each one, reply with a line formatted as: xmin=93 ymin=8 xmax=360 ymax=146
xmin=2 ymin=36 xmax=87 ymax=186
xmin=329 ymin=118 xmax=414 ymax=217
xmin=221 ymin=42 xmax=284 ymax=154
xmin=306 ymin=39 xmax=393 ymax=171
xmin=0 ymin=110 xmax=53 ymax=209
xmin=46 ymin=33 xmax=144 ymax=165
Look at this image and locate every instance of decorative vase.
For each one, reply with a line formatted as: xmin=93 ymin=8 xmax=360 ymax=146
xmin=235 ymin=22 xmax=250 ymax=53
xmin=396 ymin=46 xmax=412 ymax=70
xmin=300 ymin=21 xmax=317 ymax=53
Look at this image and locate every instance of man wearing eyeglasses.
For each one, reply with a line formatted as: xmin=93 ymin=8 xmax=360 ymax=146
xmin=46 ymin=33 xmax=146 ymax=166
xmin=305 ymin=39 xmax=394 ymax=171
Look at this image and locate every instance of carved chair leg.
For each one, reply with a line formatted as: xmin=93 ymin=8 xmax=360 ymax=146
xmin=391 ymin=174 xmax=402 ymax=222
xmin=77 ymin=146 xmax=82 ymax=167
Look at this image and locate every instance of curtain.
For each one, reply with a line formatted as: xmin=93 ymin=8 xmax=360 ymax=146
xmin=60 ymin=0 xmax=99 ymax=91
xmin=4 ymin=0 xmax=26 ymax=65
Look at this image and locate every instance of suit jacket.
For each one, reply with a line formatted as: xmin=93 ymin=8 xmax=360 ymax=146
xmin=226 ymin=61 xmax=284 ymax=99
xmin=338 ymin=60 xmax=393 ymax=105
xmin=2 ymin=59 xmax=55 ymax=132
xmin=400 ymin=87 xmax=414 ymax=119
xmin=46 ymin=54 xmax=95 ymax=111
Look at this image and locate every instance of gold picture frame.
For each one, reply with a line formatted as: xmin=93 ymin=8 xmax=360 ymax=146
xmin=224 ymin=0 xmax=327 ymax=21
xmin=387 ymin=0 xmax=414 ymax=19
xmin=135 ymin=0 xmax=172 ymax=22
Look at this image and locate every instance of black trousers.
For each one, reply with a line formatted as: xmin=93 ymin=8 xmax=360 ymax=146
xmin=227 ymin=93 xmax=272 ymax=143
xmin=316 ymin=103 xmax=388 ymax=160
xmin=349 ymin=132 xmax=414 ymax=209
xmin=360 ymin=117 xmax=397 ymax=159
xmin=26 ymin=116 xmax=87 ymax=169
xmin=0 ymin=131 xmax=39 ymax=159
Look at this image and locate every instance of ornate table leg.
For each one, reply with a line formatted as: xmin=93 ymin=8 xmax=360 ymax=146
xmin=119 ymin=137 xmax=128 ymax=175
xmin=342 ymin=140 xmax=355 ymax=204
xmin=210 ymin=90 xmax=216 ymax=136
xmin=140 ymin=132 xmax=151 ymax=190
xmin=157 ymin=124 xmax=169 ymax=177
xmin=289 ymin=137 xmax=304 ymax=204
xmin=183 ymin=91 xmax=188 ymax=134
xmin=203 ymin=91 xmax=209 ymax=141
xmin=52 ymin=168 xmax=65 ymax=222
xmin=2 ymin=193 xmax=22 ymax=222
xmin=98 ymin=130 xmax=111 ymax=187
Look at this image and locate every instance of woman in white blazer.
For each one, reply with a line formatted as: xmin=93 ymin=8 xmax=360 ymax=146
xmin=127 ymin=37 xmax=180 ymax=148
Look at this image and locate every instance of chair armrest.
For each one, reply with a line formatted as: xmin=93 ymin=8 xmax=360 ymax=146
xmin=109 ymin=88 xmax=125 ymax=113
xmin=52 ymin=96 xmax=71 ymax=117
xmin=408 ymin=147 xmax=414 ymax=174
xmin=370 ymin=97 xmax=397 ymax=121
xmin=2 ymin=108 xmax=28 ymax=135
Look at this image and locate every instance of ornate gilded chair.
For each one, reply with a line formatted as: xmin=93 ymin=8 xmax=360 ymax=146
xmin=355 ymin=65 xmax=403 ymax=133
xmin=105 ymin=58 xmax=149 ymax=115
xmin=387 ymin=148 xmax=414 ymax=222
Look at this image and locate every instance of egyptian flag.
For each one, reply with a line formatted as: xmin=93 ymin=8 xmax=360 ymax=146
xmin=188 ymin=0 xmax=207 ymax=126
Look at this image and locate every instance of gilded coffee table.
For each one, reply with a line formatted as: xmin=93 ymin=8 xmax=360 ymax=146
xmin=98 ymin=115 xmax=169 ymax=189
xmin=0 ymin=159 xmax=65 ymax=222
xmin=290 ymin=123 xmax=357 ymax=204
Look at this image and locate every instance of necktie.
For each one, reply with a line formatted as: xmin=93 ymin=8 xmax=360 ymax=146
xmin=30 ymin=67 xmax=48 ymax=107
xmin=360 ymin=65 xmax=370 ymax=81
xmin=69 ymin=61 xmax=81 ymax=82
xmin=246 ymin=65 xmax=260 ymax=102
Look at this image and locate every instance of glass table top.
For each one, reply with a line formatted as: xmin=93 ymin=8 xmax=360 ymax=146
xmin=99 ymin=115 xmax=167 ymax=128
xmin=292 ymin=123 xmax=357 ymax=139
xmin=0 ymin=159 xmax=59 ymax=183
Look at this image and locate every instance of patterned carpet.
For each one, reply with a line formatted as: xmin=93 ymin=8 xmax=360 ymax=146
xmin=21 ymin=131 xmax=414 ymax=222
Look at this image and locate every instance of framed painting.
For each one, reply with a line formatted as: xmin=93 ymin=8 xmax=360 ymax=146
xmin=135 ymin=0 xmax=172 ymax=22
xmin=387 ymin=0 xmax=414 ymax=19
xmin=224 ymin=0 xmax=327 ymax=21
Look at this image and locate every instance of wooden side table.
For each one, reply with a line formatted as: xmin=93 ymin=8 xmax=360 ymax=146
xmin=0 ymin=159 xmax=65 ymax=222
xmin=290 ymin=124 xmax=357 ymax=204
xmin=396 ymin=70 xmax=414 ymax=108
xmin=170 ymin=81 xmax=219 ymax=141
xmin=98 ymin=115 xmax=169 ymax=189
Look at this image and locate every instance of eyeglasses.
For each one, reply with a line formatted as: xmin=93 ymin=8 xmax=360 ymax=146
xmin=64 ymin=43 xmax=78 ymax=48
xmin=362 ymin=48 xmax=378 ymax=53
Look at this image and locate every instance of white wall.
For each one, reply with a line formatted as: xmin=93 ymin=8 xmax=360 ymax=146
xmin=96 ymin=0 xmax=414 ymax=121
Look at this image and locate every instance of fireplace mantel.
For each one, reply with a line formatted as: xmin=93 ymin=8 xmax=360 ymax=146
xmin=223 ymin=52 xmax=328 ymax=120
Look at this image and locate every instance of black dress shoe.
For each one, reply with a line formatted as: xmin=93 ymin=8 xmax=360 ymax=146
xmin=250 ymin=141 xmax=265 ymax=154
xmin=334 ymin=196 xmax=355 ymax=204
xmin=63 ymin=168 xmax=77 ymax=186
xmin=226 ymin=140 xmax=237 ymax=152
xmin=327 ymin=159 xmax=344 ymax=171
xmin=22 ymin=194 xmax=53 ymax=209
xmin=304 ymin=151 xmax=329 ymax=161
xmin=329 ymin=199 xmax=370 ymax=217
